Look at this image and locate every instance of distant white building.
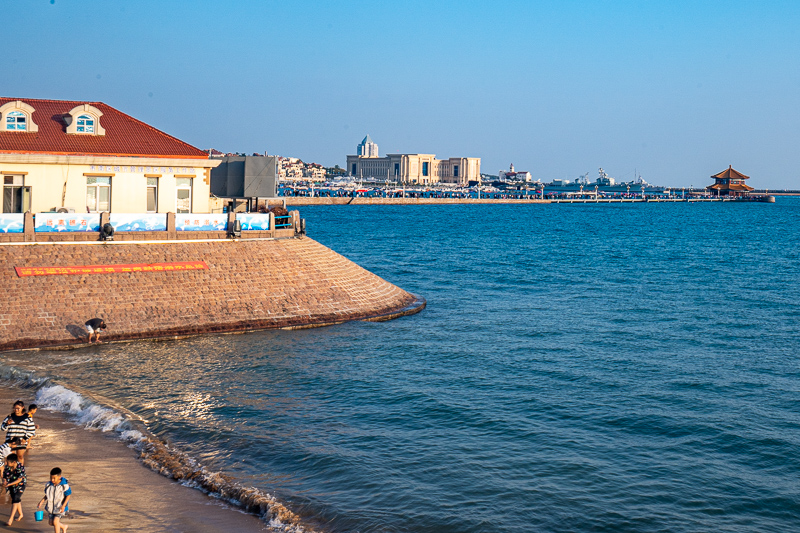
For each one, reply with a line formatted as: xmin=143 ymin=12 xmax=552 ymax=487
xmin=357 ymin=134 xmax=379 ymax=157
xmin=498 ymin=164 xmax=531 ymax=182
xmin=347 ymin=135 xmax=480 ymax=186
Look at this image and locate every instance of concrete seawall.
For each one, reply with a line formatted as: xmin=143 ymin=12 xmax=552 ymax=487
xmin=0 ymin=237 xmax=423 ymax=352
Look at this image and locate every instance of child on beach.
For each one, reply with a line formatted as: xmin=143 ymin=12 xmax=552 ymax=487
xmin=38 ymin=467 xmax=71 ymax=533
xmin=26 ymin=404 xmax=39 ymax=448
xmin=1 ymin=401 xmax=35 ymax=465
xmin=2 ymin=453 xmax=25 ymax=525
xmin=0 ymin=438 xmax=21 ymax=466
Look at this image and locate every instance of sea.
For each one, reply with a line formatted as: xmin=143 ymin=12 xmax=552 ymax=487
xmin=2 ymin=198 xmax=800 ymax=532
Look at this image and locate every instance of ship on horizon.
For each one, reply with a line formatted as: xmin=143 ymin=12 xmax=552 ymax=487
xmin=545 ymin=168 xmax=666 ymax=193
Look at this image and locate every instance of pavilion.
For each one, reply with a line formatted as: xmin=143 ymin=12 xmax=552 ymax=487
xmin=706 ymin=166 xmax=754 ymax=197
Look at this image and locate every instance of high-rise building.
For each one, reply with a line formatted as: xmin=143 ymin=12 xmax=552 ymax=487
xmin=357 ymin=134 xmax=379 ymax=157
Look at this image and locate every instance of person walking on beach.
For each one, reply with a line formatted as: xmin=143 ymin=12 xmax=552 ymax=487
xmin=84 ymin=317 xmax=107 ymax=343
xmin=1 ymin=401 xmax=35 ymax=465
xmin=2 ymin=453 xmax=25 ymax=525
xmin=38 ymin=467 xmax=71 ymax=533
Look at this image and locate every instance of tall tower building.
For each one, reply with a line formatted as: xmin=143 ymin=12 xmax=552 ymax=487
xmin=357 ymin=134 xmax=379 ymax=157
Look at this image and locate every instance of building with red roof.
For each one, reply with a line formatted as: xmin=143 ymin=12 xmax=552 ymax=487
xmin=0 ymin=98 xmax=219 ymax=213
xmin=706 ymin=166 xmax=754 ymax=197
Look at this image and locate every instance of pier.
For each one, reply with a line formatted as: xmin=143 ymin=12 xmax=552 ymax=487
xmin=283 ymin=196 xmax=774 ymax=206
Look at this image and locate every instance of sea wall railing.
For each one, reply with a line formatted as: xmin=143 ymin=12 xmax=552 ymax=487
xmin=0 ymin=211 xmax=301 ymax=242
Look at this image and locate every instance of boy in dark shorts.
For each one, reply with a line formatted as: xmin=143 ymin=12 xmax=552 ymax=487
xmin=38 ymin=467 xmax=71 ymax=533
xmin=84 ymin=317 xmax=107 ymax=343
xmin=2 ymin=452 xmax=25 ymax=525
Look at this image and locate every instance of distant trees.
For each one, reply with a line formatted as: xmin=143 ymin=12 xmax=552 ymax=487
xmin=325 ymin=165 xmax=347 ymax=178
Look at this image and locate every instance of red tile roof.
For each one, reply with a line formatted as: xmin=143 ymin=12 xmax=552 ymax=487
xmin=0 ymin=97 xmax=208 ymax=159
xmin=711 ymin=165 xmax=750 ymax=180
xmin=707 ymin=182 xmax=754 ymax=191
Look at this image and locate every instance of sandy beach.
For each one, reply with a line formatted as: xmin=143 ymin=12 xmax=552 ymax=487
xmin=0 ymin=386 xmax=267 ymax=532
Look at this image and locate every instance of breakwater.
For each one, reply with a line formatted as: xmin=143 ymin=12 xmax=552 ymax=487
xmin=0 ymin=236 xmax=423 ymax=352
xmin=282 ymin=196 xmax=770 ymax=206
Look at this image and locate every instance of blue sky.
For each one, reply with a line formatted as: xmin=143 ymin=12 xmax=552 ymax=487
xmin=4 ymin=0 xmax=799 ymax=188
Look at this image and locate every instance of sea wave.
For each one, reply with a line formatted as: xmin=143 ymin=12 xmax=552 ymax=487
xmin=0 ymin=365 xmax=311 ymax=533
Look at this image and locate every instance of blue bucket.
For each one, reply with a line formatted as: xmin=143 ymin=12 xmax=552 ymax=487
xmin=35 ymin=510 xmax=44 ymax=521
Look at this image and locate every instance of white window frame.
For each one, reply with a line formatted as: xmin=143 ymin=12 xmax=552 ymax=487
xmin=76 ymin=114 xmax=95 ymax=133
xmin=86 ymin=176 xmax=112 ymax=213
xmin=66 ymin=104 xmax=105 ymax=135
xmin=5 ymin=111 xmax=27 ymax=131
xmin=2 ymin=174 xmax=31 ymax=213
xmin=175 ymin=177 xmax=192 ymax=214
xmin=146 ymin=177 xmax=159 ymax=213
xmin=0 ymin=101 xmax=38 ymax=132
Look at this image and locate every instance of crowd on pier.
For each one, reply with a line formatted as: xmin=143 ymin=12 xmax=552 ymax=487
xmin=276 ymin=184 xmax=695 ymax=201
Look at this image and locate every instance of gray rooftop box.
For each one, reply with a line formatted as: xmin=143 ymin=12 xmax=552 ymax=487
xmin=210 ymin=156 xmax=277 ymax=198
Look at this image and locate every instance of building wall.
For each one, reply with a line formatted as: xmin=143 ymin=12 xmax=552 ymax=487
xmin=0 ymin=237 xmax=419 ymax=351
xmin=346 ymin=154 xmax=480 ymax=186
xmin=0 ymin=155 xmax=217 ymax=213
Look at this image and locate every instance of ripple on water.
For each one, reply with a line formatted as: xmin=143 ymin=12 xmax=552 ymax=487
xmin=8 ymin=199 xmax=800 ymax=532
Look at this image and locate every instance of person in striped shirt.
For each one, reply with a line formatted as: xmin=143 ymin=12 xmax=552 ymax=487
xmin=0 ymin=402 xmax=35 ymax=466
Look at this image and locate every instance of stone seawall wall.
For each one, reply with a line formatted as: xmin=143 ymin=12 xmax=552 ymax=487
xmin=0 ymin=237 xmax=418 ymax=351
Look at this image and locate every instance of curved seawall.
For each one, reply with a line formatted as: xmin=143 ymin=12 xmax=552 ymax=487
xmin=0 ymin=237 xmax=422 ymax=351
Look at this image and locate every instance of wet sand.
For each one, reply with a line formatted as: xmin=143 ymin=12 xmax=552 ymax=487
xmin=0 ymin=387 xmax=267 ymax=532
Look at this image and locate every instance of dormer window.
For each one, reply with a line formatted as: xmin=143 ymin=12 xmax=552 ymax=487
xmin=6 ymin=111 xmax=26 ymax=130
xmin=76 ymin=114 xmax=95 ymax=133
xmin=66 ymin=104 xmax=105 ymax=135
xmin=0 ymin=100 xmax=39 ymax=132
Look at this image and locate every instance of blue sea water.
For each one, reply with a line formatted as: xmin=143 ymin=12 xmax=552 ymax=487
xmin=7 ymin=199 xmax=800 ymax=532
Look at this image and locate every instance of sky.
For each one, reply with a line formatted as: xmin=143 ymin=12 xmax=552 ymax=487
xmin=4 ymin=0 xmax=800 ymax=189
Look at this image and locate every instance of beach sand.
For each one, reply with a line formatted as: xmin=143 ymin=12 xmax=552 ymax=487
xmin=0 ymin=386 xmax=267 ymax=532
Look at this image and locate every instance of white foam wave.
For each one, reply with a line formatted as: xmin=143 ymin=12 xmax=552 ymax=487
xmin=35 ymin=385 xmax=138 ymax=437
xmin=5 ymin=376 xmax=311 ymax=532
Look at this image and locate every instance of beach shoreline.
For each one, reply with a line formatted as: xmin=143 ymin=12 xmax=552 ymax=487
xmin=0 ymin=384 xmax=274 ymax=532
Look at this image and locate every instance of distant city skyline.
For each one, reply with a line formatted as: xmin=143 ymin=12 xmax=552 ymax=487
xmin=4 ymin=0 xmax=799 ymax=189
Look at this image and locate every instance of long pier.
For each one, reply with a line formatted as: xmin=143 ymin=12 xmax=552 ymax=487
xmin=282 ymin=196 xmax=768 ymax=206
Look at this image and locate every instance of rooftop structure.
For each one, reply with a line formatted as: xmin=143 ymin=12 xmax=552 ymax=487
xmin=499 ymin=164 xmax=531 ymax=182
xmin=707 ymin=165 xmax=754 ymax=197
xmin=357 ymin=134 xmax=379 ymax=157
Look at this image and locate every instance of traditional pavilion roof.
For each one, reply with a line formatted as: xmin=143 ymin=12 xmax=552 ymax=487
xmin=712 ymin=165 xmax=750 ymax=180
xmin=706 ymin=182 xmax=754 ymax=191
xmin=0 ymin=97 xmax=208 ymax=159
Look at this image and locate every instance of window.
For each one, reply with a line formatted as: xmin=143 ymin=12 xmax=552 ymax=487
xmin=453 ymin=165 xmax=459 ymax=177
xmin=3 ymin=175 xmax=31 ymax=213
xmin=66 ymin=104 xmax=105 ymax=135
xmin=76 ymin=114 xmax=95 ymax=133
xmin=394 ymin=163 xmax=400 ymax=177
xmin=146 ymin=177 xmax=158 ymax=212
xmin=5 ymin=111 xmax=26 ymax=131
xmin=86 ymin=177 xmax=111 ymax=212
xmin=422 ymin=162 xmax=429 ymax=177
xmin=352 ymin=163 xmax=357 ymax=175
xmin=176 ymin=178 xmax=192 ymax=213
xmin=0 ymin=101 xmax=38 ymax=132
